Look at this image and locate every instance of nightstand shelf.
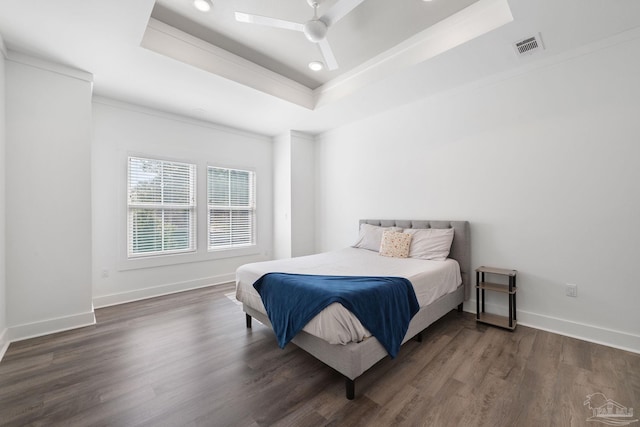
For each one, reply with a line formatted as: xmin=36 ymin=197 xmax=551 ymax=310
xmin=476 ymin=266 xmax=517 ymax=330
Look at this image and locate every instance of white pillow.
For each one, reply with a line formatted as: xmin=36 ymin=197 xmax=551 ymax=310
xmin=379 ymin=230 xmax=413 ymax=258
xmin=353 ymin=224 xmax=403 ymax=252
xmin=404 ymin=228 xmax=455 ymax=261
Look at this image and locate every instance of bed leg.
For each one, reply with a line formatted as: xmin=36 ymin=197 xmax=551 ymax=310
xmin=414 ymin=331 xmax=423 ymax=343
xmin=345 ymin=378 xmax=355 ymax=400
xmin=245 ymin=313 xmax=252 ymax=329
xmin=457 ymin=303 xmax=463 ymax=312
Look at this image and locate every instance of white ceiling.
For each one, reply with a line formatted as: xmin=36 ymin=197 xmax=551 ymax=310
xmin=0 ymin=0 xmax=639 ymax=136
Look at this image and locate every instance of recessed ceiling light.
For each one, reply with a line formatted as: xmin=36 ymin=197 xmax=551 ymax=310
xmin=308 ymin=61 xmax=324 ymax=71
xmin=193 ymin=0 xmax=213 ymax=12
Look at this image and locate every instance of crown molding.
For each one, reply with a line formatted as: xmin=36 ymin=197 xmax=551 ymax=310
xmin=142 ymin=18 xmax=315 ymax=110
xmin=93 ymin=95 xmax=271 ymax=142
xmin=290 ymin=130 xmax=316 ymax=141
xmin=6 ymin=50 xmax=93 ymax=82
xmin=0 ymin=34 xmax=7 ymax=59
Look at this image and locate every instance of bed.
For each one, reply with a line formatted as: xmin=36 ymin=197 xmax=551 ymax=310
xmin=235 ymin=219 xmax=471 ymax=399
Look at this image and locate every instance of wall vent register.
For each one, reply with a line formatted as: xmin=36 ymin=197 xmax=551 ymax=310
xmin=513 ymin=33 xmax=544 ymax=57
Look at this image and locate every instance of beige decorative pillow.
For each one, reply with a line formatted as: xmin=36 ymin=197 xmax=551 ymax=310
xmin=379 ymin=230 xmax=413 ymax=258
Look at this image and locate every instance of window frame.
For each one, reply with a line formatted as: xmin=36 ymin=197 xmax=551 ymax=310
xmin=119 ymin=153 xmax=261 ymax=272
xmin=207 ymin=165 xmax=257 ymax=252
xmin=127 ymin=156 xmax=197 ymax=259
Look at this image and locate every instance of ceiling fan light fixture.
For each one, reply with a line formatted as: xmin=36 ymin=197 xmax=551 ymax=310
xmin=308 ymin=61 xmax=324 ymax=71
xmin=303 ymin=19 xmax=328 ymax=42
xmin=193 ymin=0 xmax=213 ymax=12
xmin=236 ymin=0 xmax=364 ymax=71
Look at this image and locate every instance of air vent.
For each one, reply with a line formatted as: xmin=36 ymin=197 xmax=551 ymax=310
xmin=513 ymin=33 xmax=544 ymax=57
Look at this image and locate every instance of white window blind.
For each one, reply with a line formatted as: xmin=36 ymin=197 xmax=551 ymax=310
xmin=128 ymin=156 xmax=196 ymax=258
xmin=208 ymin=167 xmax=255 ymax=250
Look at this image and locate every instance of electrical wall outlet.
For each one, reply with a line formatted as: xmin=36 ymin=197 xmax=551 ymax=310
xmin=566 ymin=283 xmax=577 ymax=297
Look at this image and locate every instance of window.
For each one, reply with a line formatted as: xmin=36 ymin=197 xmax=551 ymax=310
xmin=208 ymin=166 xmax=255 ymax=250
xmin=127 ymin=156 xmax=196 ymax=258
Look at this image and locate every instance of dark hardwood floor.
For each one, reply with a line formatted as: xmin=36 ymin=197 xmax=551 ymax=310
xmin=1 ymin=283 xmax=638 ymax=426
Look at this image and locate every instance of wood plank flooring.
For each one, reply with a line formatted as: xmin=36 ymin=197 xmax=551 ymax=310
xmin=1 ymin=283 xmax=638 ymax=426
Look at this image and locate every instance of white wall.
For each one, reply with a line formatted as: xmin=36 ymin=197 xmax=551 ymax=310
xmin=290 ymin=131 xmax=315 ymax=257
xmin=5 ymin=53 xmax=94 ymax=340
xmin=273 ymin=132 xmax=291 ymax=259
xmin=0 ymin=36 xmax=8 ymax=357
xmin=272 ymin=131 xmax=316 ymax=259
xmin=316 ymin=34 xmax=640 ymax=352
xmin=92 ymin=98 xmax=273 ymax=307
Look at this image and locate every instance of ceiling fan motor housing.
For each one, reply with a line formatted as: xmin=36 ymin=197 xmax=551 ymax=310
xmin=303 ymin=19 xmax=328 ymax=42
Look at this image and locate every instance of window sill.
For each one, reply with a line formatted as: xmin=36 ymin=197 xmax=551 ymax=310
xmin=118 ymin=244 xmax=261 ymax=271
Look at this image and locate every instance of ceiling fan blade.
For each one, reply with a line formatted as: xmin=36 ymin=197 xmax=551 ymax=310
xmin=318 ymin=39 xmax=339 ymax=70
xmin=320 ymin=0 xmax=366 ymax=27
xmin=235 ymin=12 xmax=305 ymax=32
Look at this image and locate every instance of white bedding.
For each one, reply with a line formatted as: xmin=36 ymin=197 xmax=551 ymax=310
xmin=235 ymin=247 xmax=462 ymax=345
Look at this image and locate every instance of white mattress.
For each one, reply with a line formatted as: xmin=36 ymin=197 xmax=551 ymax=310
xmin=235 ymin=247 xmax=462 ymax=345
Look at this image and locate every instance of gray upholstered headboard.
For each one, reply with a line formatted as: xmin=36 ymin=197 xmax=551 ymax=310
xmin=359 ymin=219 xmax=471 ymax=300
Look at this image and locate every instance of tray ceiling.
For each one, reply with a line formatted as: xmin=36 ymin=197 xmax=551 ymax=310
xmin=145 ymin=0 xmax=513 ymax=108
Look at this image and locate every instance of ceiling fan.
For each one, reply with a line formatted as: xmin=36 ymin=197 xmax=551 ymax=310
xmin=235 ymin=0 xmax=367 ymax=71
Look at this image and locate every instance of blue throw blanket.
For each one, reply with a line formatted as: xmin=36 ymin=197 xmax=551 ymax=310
xmin=253 ymin=273 xmax=420 ymax=358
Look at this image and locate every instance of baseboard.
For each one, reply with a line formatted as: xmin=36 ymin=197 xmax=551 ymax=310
xmin=0 ymin=328 xmax=9 ymax=362
xmin=8 ymin=310 xmax=96 ymax=344
xmin=516 ymin=310 xmax=640 ymax=354
xmin=463 ymin=301 xmax=640 ymax=354
xmin=92 ymin=274 xmax=235 ymax=308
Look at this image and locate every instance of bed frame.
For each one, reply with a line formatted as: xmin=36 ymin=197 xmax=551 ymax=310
xmin=243 ymin=219 xmax=471 ymax=399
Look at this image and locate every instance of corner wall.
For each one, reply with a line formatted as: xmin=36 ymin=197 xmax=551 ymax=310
xmin=290 ymin=132 xmax=315 ymax=257
xmin=5 ymin=53 xmax=94 ymax=341
xmin=315 ymin=33 xmax=640 ymax=352
xmin=272 ymin=131 xmax=316 ymax=260
xmin=0 ymin=35 xmax=8 ymax=359
xmin=273 ymin=132 xmax=292 ymax=259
